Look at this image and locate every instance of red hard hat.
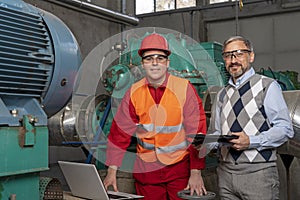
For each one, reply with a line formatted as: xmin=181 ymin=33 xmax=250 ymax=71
xmin=138 ymin=33 xmax=171 ymax=57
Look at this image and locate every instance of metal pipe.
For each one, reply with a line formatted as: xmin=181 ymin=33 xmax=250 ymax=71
xmin=121 ymin=0 xmax=126 ymax=36
xmin=44 ymin=0 xmax=139 ymax=26
xmin=235 ymin=0 xmax=239 ymax=35
xmin=190 ymin=11 xmax=194 ymax=39
xmin=282 ymin=1 xmax=300 ymax=9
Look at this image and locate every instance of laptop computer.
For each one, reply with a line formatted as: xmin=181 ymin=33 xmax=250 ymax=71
xmin=58 ymin=161 xmax=144 ymax=200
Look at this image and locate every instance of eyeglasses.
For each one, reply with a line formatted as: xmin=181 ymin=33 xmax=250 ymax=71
xmin=142 ymin=54 xmax=168 ymax=64
xmin=222 ymin=49 xmax=252 ymax=60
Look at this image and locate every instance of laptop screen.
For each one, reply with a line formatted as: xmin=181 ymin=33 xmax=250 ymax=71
xmin=58 ymin=161 xmax=143 ymax=200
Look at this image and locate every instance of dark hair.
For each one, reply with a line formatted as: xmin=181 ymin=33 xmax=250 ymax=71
xmin=222 ymin=36 xmax=254 ymax=52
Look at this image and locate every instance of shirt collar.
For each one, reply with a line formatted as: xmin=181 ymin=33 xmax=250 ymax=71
xmin=228 ymin=67 xmax=255 ymax=88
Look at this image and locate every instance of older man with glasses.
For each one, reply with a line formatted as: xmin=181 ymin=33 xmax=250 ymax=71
xmin=103 ymin=33 xmax=208 ymax=200
xmin=209 ymin=35 xmax=294 ymax=200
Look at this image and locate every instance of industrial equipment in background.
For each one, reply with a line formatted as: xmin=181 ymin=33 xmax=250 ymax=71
xmin=68 ymin=29 xmax=300 ymax=199
xmin=0 ymin=0 xmax=81 ymax=199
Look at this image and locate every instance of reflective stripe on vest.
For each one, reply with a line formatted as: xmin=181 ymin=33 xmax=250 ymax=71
xmin=131 ymin=75 xmax=189 ymax=165
xmin=137 ymin=138 xmax=188 ymax=153
xmin=138 ymin=123 xmax=183 ymax=133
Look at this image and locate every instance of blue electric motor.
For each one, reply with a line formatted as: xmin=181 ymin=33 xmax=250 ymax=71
xmin=0 ymin=0 xmax=81 ymax=121
xmin=0 ymin=0 xmax=81 ymax=199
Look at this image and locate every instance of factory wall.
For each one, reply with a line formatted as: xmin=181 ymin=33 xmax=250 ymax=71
xmin=206 ymin=12 xmax=300 ymax=78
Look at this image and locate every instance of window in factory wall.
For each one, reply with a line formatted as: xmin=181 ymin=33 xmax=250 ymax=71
xmin=210 ymin=0 xmax=229 ymax=4
xmin=136 ymin=0 xmax=154 ymax=15
xmin=135 ymin=0 xmax=196 ymax=15
xmin=177 ymin=0 xmax=196 ymax=9
xmin=156 ymin=0 xmax=175 ymax=12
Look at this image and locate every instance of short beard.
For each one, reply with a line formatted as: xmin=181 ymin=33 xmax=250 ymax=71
xmin=229 ymin=63 xmax=249 ymax=79
xmin=230 ymin=69 xmax=244 ymax=79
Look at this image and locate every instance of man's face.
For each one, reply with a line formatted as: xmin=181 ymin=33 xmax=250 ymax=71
xmin=141 ymin=50 xmax=169 ymax=85
xmin=222 ymin=40 xmax=255 ymax=82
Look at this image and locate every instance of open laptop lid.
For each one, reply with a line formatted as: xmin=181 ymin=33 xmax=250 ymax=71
xmin=58 ymin=161 xmax=143 ymax=200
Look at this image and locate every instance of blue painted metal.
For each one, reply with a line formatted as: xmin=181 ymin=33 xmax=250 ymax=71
xmin=40 ymin=9 xmax=82 ymax=117
xmin=0 ymin=1 xmax=53 ymax=99
xmin=0 ymin=97 xmax=47 ymax=126
xmin=0 ymin=0 xmax=82 ymax=118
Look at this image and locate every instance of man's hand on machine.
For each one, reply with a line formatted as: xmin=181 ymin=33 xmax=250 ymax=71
xmin=184 ymin=169 xmax=207 ymax=196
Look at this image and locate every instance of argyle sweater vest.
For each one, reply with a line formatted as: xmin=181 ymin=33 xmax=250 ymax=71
xmin=218 ymin=74 xmax=277 ymax=165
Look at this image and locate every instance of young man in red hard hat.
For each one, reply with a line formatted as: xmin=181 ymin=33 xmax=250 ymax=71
xmin=104 ymin=33 xmax=207 ymax=200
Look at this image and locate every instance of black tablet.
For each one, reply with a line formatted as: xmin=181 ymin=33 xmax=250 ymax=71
xmin=218 ymin=135 xmax=239 ymax=143
xmin=188 ymin=134 xmax=238 ymax=146
xmin=188 ymin=134 xmax=219 ymax=146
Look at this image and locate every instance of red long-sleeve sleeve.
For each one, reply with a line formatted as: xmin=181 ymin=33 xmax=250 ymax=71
xmin=184 ymin=83 xmax=207 ymax=170
xmin=105 ymin=89 xmax=138 ymax=167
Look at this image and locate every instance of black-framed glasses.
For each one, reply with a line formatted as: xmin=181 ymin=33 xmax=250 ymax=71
xmin=142 ymin=54 xmax=168 ymax=64
xmin=222 ymin=49 xmax=252 ymax=60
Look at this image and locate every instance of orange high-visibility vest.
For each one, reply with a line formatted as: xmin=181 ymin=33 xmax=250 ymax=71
xmin=130 ymin=75 xmax=189 ymax=165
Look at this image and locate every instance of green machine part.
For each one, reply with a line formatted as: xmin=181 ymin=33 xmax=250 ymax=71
xmin=278 ymin=70 xmax=300 ymax=90
xmin=0 ymin=118 xmax=49 ymax=200
xmin=188 ymin=41 xmax=229 ymax=97
xmin=0 ymin=173 xmax=40 ymax=200
xmin=257 ymin=68 xmax=297 ymax=91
